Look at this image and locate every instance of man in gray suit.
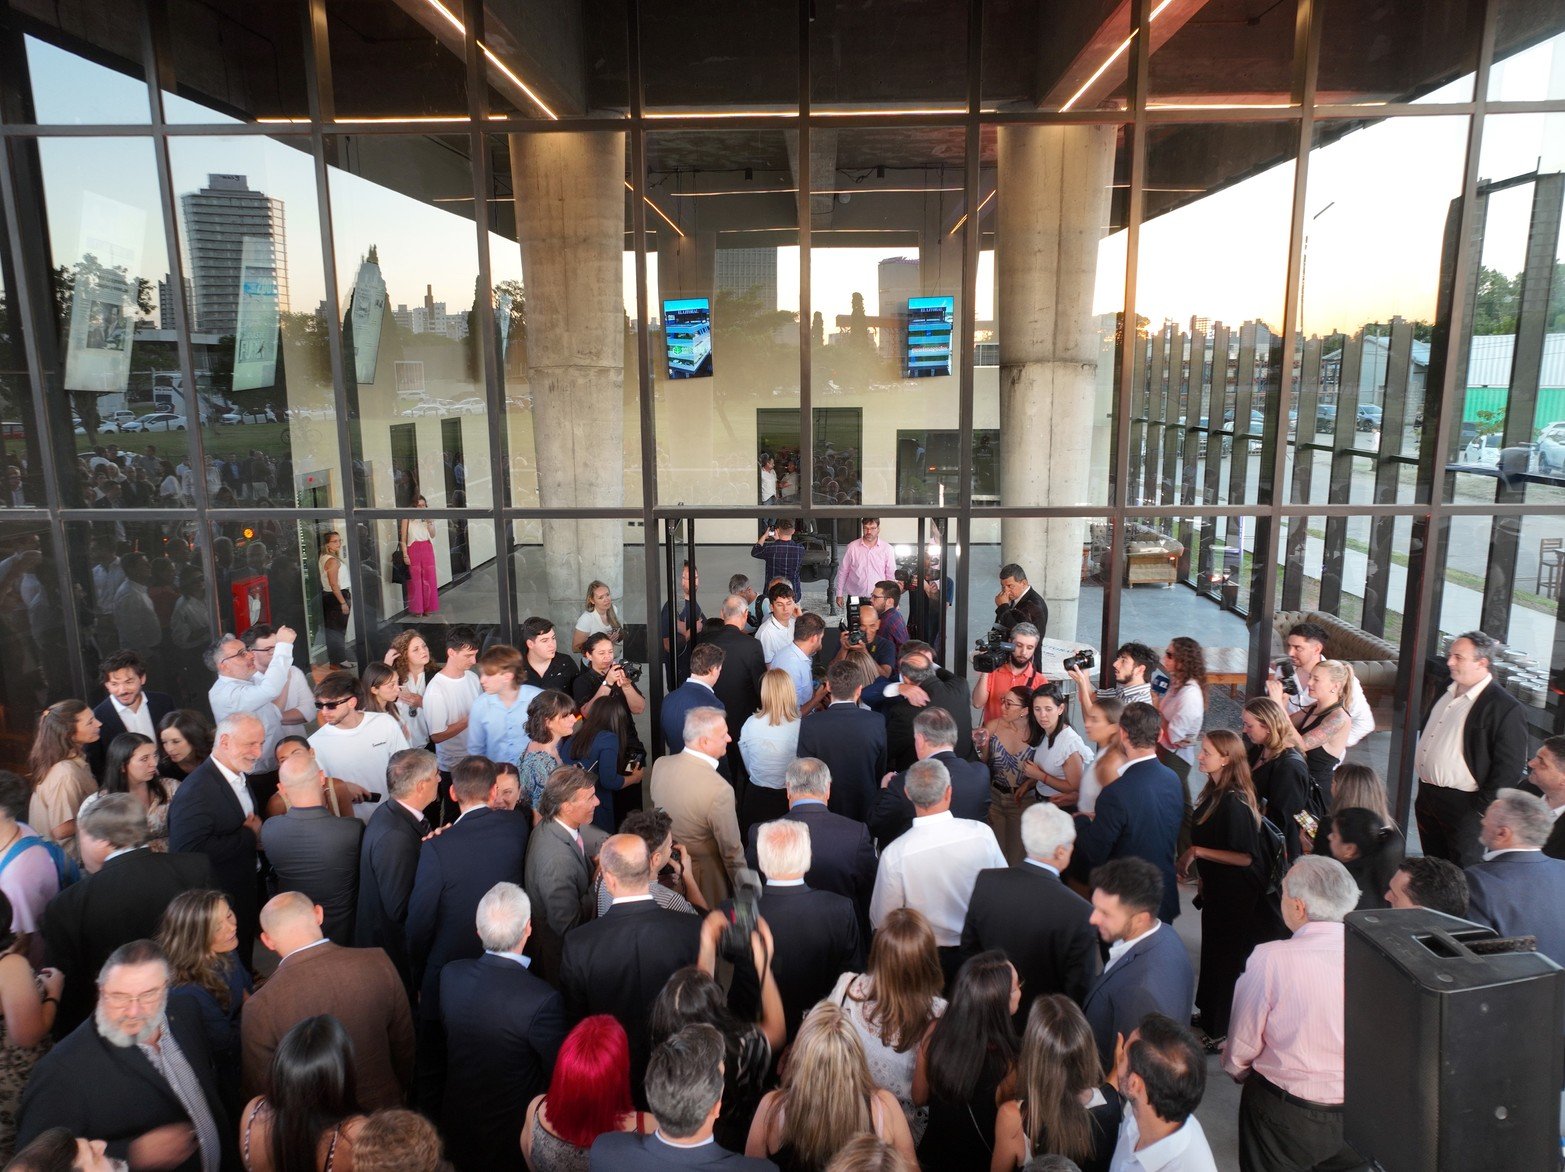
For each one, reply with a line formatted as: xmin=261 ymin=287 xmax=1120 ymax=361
xmin=524 ymin=765 xmax=608 ymax=983
xmin=261 ymin=748 xmax=364 ymax=943
xmin=1466 ymin=787 xmax=1565 ymax=966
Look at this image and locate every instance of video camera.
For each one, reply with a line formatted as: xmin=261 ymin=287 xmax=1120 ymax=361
xmin=972 ymin=625 xmax=1016 ymax=674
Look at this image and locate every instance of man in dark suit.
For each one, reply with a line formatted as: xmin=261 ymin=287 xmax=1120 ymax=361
xmin=661 ymin=642 xmax=727 ymax=760
xmin=441 ymin=882 xmax=567 ymax=1172
xmin=795 ymin=659 xmax=887 ymax=823
xmin=588 ymin=1024 xmax=777 ymax=1170
xmin=523 ymin=766 xmax=607 ymax=983
xmin=356 ymin=748 xmax=441 ymax=996
xmin=870 ymin=706 xmax=989 ymax=850
xmin=866 ymin=641 xmax=974 ymax=770
xmin=1081 ymin=858 xmax=1194 ymax=1069
xmin=18 ymin=940 xmax=230 ymax=1172
xmin=43 ymin=795 xmax=211 ymax=1036
xmin=962 ymin=803 xmax=1099 ymax=1022
xmin=1465 ymin=788 xmax=1565 ymax=966
xmin=1415 ymin=630 xmax=1530 ymax=866
xmin=167 ymin=711 xmax=265 ymax=964
xmin=996 ymin=562 xmax=1049 ymax=642
xmin=701 ymin=595 xmax=766 ymax=781
xmin=1522 ymin=737 xmax=1565 ymax=859
xmin=407 ymin=755 xmax=530 ymax=1108
xmin=1074 ymin=702 xmax=1184 ymax=923
xmin=747 ymin=819 xmax=863 ymax=1042
xmin=244 ymin=892 xmax=415 ymax=1110
xmin=261 ymin=750 xmax=364 ymax=943
xmin=560 ymin=834 xmax=703 ymax=1097
xmin=744 ymin=757 xmax=877 ymax=932
xmin=87 ymin=650 xmax=175 ymax=777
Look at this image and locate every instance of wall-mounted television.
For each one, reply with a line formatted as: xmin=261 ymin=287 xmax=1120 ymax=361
xmin=663 ymin=297 xmax=714 ymax=379
xmin=905 ymin=295 xmax=954 ymax=378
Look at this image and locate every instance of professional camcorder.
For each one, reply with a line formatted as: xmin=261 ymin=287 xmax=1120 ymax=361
xmin=972 ymin=625 xmax=1016 ymax=674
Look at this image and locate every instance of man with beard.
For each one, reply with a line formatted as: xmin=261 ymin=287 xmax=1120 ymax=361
xmin=17 ymin=939 xmax=228 ymax=1171
xmin=969 ymin=621 xmax=1042 ymax=723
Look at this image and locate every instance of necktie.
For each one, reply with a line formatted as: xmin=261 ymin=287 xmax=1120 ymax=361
xmin=574 ymin=832 xmax=584 ymax=856
xmin=418 ymin=818 xmax=432 ymax=835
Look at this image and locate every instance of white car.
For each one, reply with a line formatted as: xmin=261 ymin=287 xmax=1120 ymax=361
xmin=1536 ymin=422 xmax=1565 ymax=473
xmin=454 ymin=397 xmax=485 ymax=415
xmin=134 ymin=412 xmax=189 ymax=432
xmin=219 ymin=407 xmax=278 ymax=425
xmin=1461 ymin=433 xmax=1502 ymax=466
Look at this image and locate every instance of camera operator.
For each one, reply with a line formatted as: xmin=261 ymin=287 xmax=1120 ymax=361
xmin=1071 ymin=641 xmax=1159 ymax=710
xmin=834 ymin=602 xmax=895 ymax=679
xmin=573 ymin=631 xmax=647 ymax=716
xmin=1266 ymin=621 xmax=1374 ymax=746
xmin=970 ymin=621 xmax=1043 ymax=723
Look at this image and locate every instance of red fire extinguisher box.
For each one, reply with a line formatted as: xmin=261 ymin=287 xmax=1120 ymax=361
xmin=230 ymin=575 xmax=271 ymax=636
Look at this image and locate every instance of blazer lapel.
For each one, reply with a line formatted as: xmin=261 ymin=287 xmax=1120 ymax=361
xmin=102 ymin=1029 xmax=189 ymax=1118
xmin=546 ymin=820 xmax=590 ymax=878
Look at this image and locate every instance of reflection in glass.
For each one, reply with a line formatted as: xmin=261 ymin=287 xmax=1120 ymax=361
xmin=0 ymin=524 xmax=71 ymax=764
xmin=1317 ymin=0 xmax=1480 ymax=104
xmin=0 ymin=231 xmax=45 ymax=508
xmin=23 ymin=31 xmax=150 ymax=125
xmin=811 ymin=1 xmax=967 ymax=111
xmin=325 ymin=0 xmax=468 ymax=119
xmin=365 ymin=518 xmax=497 ymax=655
xmin=163 ymin=0 xmax=310 ymax=123
xmin=642 ymin=2 xmax=797 ymax=111
xmin=1147 ymin=0 xmax=1297 ymax=108
xmin=982 ymin=0 xmax=1128 ymax=113
xmin=1489 ymin=0 xmax=1565 ymax=103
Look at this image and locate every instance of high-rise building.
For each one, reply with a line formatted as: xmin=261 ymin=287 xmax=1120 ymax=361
xmin=716 ymin=247 xmax=778 ymax=311
xmin=178 ymin=174 xmax=289 ymax=337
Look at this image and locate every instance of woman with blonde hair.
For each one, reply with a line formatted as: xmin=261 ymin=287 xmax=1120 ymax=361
xmin=1178 ymin=730 xmax=1273 ymax=1048
xmin=1289 ymin=659 xmax=1359 ymax=800
xmin=739 ymin=668 xmax=802 ymax=827
xmin=825 ymin=1136 xmax=918 ymax=1172
xmin=572 ymin=580 xmax=623 ymax=654
xmin=746 ymin=1003 xmax=916 ymax=1169
xmin=991 ymin=995 xmax=1122 ymax=1172
xmin=1242 ymin=697 xmax=1314 ymax=861
xmin=828 ymin=908 xmax=947 ymax=1142
xmin=26 ymin=700 xmax=100 ymax=858
xmin=159 ymin=888 xmax=251 ymax=1112
xmin=1326 ymin=763 xmax=1395 ymax=835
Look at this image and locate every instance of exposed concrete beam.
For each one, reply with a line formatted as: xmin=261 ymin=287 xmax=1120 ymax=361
xmin=1040 ymin=0 xmax=1210 ymax=112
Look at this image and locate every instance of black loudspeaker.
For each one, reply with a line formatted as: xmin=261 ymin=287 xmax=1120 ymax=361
xmin=1344 ymin=908 xmax=1565 ymax=1171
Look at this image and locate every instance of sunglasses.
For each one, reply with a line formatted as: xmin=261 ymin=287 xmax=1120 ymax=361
xmin=317 ymin=698 xmax=352 ymax=710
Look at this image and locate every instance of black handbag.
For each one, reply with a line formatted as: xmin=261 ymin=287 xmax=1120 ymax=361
xmin=390 ymin=548 xmax=411 ymax=585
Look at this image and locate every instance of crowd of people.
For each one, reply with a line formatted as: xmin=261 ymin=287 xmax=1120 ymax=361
xmin=0 ymin=526 xmax=1556 ymax=1172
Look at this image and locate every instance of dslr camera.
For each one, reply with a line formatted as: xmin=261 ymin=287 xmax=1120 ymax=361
xmin=618 ymin=661 xmax=644 ymax=685
xmin=720 ymin=868 xmax=764 ymax=963
xmin=840 ymin=595 xmax=869 ymax=646
xmin=972 ymin=625 xmax=1017 ymax=674
xmin=1062 ymin=649 xmax=1095 ymax=673
xmin=1274 ymin=658 xmax=1299 ymax=697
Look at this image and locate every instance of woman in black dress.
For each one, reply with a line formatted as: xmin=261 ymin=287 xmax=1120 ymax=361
xmin=1179 ymin=730 xmax=1268 ymax=1050
xmin=1288 ymin=660 xmax=1358 ymax=805
xmin=912 ymin=951 xmax=1020 ymax=1171
xmin=1329 ymin=806 xmax=1405 ymax=910
xmin=990 ymin=995 xmax=1123 ymax=1172
xmin=1242 ymin=697 xmax=1316 ymax=861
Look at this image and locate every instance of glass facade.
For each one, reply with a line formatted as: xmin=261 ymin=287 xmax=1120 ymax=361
xmin=0 ymin=0 xmax=1561 ymax=819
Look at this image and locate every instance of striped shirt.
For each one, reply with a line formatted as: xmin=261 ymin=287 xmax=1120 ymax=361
xmin=1222 ymin=920 xmax=1346 ymax=1103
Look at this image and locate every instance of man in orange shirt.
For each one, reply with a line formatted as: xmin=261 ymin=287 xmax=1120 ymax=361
xmin=970 ymin=622 xmax=1043 ymax=723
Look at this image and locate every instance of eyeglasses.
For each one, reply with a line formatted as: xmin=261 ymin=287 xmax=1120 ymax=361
xmin=999 ymin=699 xmax=1024 ymax=708
xmin=101 ymin=984 xmax=167 ymax=1010
xmin=317 ymin=698 xmax=351 ymax=710
xmin=220 ymin=648 xmax=251 ymax=663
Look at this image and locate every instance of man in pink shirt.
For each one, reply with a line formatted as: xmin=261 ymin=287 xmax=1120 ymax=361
xmin=1223 ymin=855 xmax=1362 ymax=1172
xmin=834 ymin=518 xmax=898 ymax=610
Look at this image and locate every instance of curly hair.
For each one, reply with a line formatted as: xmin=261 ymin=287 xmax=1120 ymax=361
xmin=1165 ymin=636 xmax=1207 ymax=697
xmin=387 ymin=628 xmax=429 ymax=683
xmin=28 ymin=699 xmax=90 ymax=783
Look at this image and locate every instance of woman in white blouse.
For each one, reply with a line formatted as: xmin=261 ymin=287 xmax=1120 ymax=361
xmin=398 ymin=495 xmax=439 ymax=617
xmin=1021 ymin=683 xmax=1093 ymax=808
xmin=1159 ymin=636 xmax=1209 ymax=793
xmin=739 ymin=669 xmax=801 ymax=827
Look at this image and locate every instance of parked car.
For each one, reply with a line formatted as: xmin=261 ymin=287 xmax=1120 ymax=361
xmin=219 ymin=407 xmax=277 ymax=424
xmin=1315 ymin=403 xmax=1338 ymax=432
xmin=454 ymin=397 xmax=485 ymax=415
xmin=1461 ymin=432 xmax=1502 ymax=466
xmin=132 ymin=412 xmax=188 ymax=432
xmin=1356 ymin=404 xmax=1383 ymax=431
xmin=1536 ymin=421 xmax=1565 ymax=473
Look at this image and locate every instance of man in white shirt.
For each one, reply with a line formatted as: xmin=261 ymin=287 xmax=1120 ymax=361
xmin=755 ymin=582 xmax=798 ymax=665
xmin=1266 ymin=622 xmax=1374 ymax=746
xmin=1524 ymin=737 xmax=1565 ymax=858
xmin=423 ymin=627 xmax=483 ymax=820
xmin=1109 ymin=1014 xmax=1219 ymax=1172
xmin=207 ymin=624 xmax=298 ymax=773
xmin=870 ymin=757 xmax=1006 ymax=983
xmin=308 ymin=671 xmax=410 ymax=823
xmin=244 ymin=624 xmax=316 ymax=740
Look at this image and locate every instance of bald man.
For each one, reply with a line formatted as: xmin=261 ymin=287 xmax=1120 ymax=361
xmin=241 ymin=892 xmax=414 ymax=1111
xmin=260 ymin=751 xmax=364 ymax=943
xmin=559 ymin=835 xmax=705 ymax=1099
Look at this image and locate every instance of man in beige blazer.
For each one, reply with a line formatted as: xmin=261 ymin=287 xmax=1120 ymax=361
xmin=649 ymin=706 xmax=746 ymax=908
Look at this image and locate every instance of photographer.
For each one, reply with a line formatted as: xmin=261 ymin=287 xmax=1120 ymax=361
xmin=1070 ymin=641 xmax=1158 ymax=710
xmin=573 ymin=631 xmax=647 ymax=716
xmin=834 ymin=602 xmax=895 ymax=679
xmin=869 ymin=580 xmax=909 ymax=654
xmin=751 ymin=520 xmax=803 ymax=600
xmin=970 ymin=622 xmax=1043 ymax=723
xmin=1266 ymin=622 xmax=1374 ymax=747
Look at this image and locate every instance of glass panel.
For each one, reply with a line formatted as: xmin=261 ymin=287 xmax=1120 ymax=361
xmin=646 ymin=130 xmax=799 ymax=507
xmin=364 ymin=518 xmax=498 ymax=654
xmin=482 ymin=0 xmax=631 ymax=117
xmin=965 ymin=515 xmax=1102 ymax=672
xmin=642 ymin=1 xmax=797 ymax=113
xmin=979 ymin=122 xmax=1126 ymax=508
xmin=1135 ymin=122 xmax=1297 ymax=507
xmin=167 ymin=136 xmax=341 ymax=508
xmin=325 ymin=0 xmax=468 ymax=119
xmin=1148 ymin=0 xmax=1298 ymax=110
xmin=0 ymin=523 xmax=73 ymax=765
xmin=326 ymin=134 xmax=491 ymax=510
xmin=163 ymin=0 xmax=311 ymax=124
xmin=490 ymin=131 xmax=641 ymax=508
xmin=1317 ymin=0 xmax=1481 ymax=105
xmin=1275 ymin=512 xmax=1406 ymax=781
xmin=811 ymin=1 xmax=966 ymax=112
xmin=1489 ymin=0 xmax=1565 ymax=103
xmin=21 ymin=23 xmax=151 ymax=125
xmin=34 ymin=137 xmax=191 ymax=507
xmin=808 ymin=128 xmax=964 ymax=509
xmin=0 ymin=227 xmax=46 ymax=507
xmin=983 ymin=0 xmax=1128 ymax=113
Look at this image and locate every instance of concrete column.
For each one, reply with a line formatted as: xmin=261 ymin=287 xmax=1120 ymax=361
xmin=511 ymin=131 xmax=627 ymax=626
xmin=996 ymin=124 xmax=1116 ymax=641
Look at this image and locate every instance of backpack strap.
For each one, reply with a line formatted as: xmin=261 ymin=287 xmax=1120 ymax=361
xmin=0 ymin=835 xmax=43 ymax=876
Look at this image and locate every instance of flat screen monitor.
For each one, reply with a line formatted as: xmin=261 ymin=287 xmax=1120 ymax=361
xmin=905 ymin=295 xmax=954 ymax=378
xmin=663 ymin=297 xmax=714 ymax=379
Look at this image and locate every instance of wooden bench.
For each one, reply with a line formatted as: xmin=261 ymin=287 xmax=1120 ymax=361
xmin=1205 ymin=646 xmax=1248 ymax=697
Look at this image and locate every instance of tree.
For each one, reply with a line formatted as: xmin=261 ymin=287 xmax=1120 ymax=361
xmin=847 ymin=291 xmax=872 ymax=350
xmin=811 ymin=310 xmax=824 ymax=350
xmin=1472 ymin=265 xmax=1519 ymax=336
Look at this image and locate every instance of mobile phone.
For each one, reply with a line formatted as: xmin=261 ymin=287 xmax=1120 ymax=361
xmin=1294 ymin=810 xmax=1318 ymax=839
xmin=622 ymin=748 xmax=646 ymax=774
